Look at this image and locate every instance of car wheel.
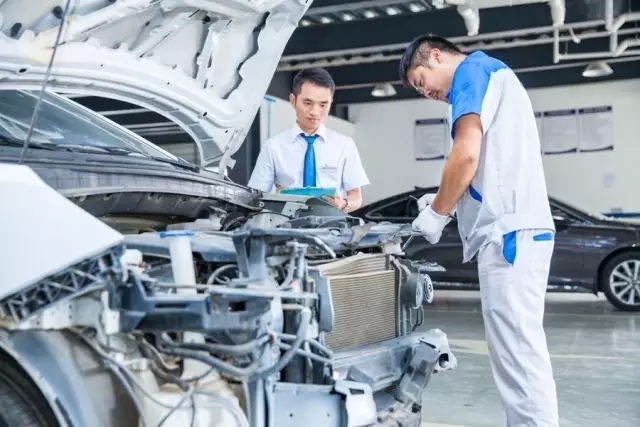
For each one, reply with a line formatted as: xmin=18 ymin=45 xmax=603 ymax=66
xmin=0 ymin=353 xmax=60 ymax=427
xmin=600 ymin=252 xmax=640 ymax=311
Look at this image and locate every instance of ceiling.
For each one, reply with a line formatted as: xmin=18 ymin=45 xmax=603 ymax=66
xmin=275 ymin=0 xmax=640 ymax=104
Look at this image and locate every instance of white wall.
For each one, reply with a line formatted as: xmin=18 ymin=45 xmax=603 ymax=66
xmin=259 ymin=96 xmax=355 ymax=144
xmin=349 ymin=79 xmax=640 ymax=214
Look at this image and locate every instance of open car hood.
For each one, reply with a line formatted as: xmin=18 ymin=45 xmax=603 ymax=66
xmin=0 ymin=0 xmax=310 ymax=172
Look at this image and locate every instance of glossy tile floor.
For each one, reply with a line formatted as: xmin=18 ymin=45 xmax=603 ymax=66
xmin=418 ymin=291 xmax=640 ymax=427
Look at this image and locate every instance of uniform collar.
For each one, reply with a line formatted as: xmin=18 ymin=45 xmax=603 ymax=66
xmin=292 ymin=123 xmax=327 ymax=143
xmin=446 ymin=51 xmax=485 ymax=102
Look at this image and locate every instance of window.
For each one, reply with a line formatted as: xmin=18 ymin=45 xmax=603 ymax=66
xmin=0 ymin=90 xmax=175 ymax=160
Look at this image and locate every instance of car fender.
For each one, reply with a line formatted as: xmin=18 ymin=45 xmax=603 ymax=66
xmin=0 ymin=330 xmax=137 ymax=427
xmin=591 ymin=242 xmax=640 ymax=293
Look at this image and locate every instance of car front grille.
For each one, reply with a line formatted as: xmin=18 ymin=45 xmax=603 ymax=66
xmin=317 ymin=253 xmax=397 ymax=351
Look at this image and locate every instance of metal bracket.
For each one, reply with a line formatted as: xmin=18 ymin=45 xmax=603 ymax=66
xmin=394 ymin=340 xmax=440 ymax=405
xmin=334 ymin=380 xmax=377 ymax=427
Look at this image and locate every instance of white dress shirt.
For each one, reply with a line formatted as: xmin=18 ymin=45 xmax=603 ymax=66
xmin=248 ymin=124 xmax=370 ymax=196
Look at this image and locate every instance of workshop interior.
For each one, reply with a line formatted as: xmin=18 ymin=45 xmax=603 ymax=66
xmin=0 ymin=1 xmax=638 ymax=427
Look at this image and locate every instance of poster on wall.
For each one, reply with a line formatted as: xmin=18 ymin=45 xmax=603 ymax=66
xmin=577 ymin=106 xmax=614 ymax=152
xmin=414 ymin=118 xmax=448 ymax=160
xmin=541 ymin=109 xmax=579 ymax=155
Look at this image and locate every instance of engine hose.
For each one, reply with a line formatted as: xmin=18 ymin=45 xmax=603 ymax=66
xmin=149 ymin=363 xmax=189 ymax=392
xmin=104 ymin=362 xmax=149 ymax=427
xmin=276 ymin=332 xmax=334 ymax=358
xmin=158 ymin=346 xmax=259 ymax=378
xmin=158 ymin=308 xmax=311 ymax=381
xmin=249 ymin=308 xmax=311 ymax=381
xmin=206 ymin=264 xmax=239 ymax=285
xmin=164 ymin=334 xmax=270 ymax=356
xmin=275 ymin=342 xmax=332 ymax=365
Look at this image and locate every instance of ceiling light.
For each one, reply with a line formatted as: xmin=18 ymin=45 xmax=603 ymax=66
xmin=363 ymin=10 xmax=377 ymax=18
xmin=409 ymin=3 xmax=425 ymax=12
xmin=319 ymin=16 xmax=333 ymax=24
xmin=385 ymin=7 xmax=400 ymax=15
xmin=371 ymin=83 xmax=397 ymax=98
xmin=300 ymin=19 xmax=311 ymax=26
xmin=582 ymin=61 xmax=613 ymax=78
xmin=341 ymin=13 xmax=354 ymax=21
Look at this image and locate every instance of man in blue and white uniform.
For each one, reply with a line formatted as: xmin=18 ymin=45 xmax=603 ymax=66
xmin=399 ymin=35 xmax=558 ymax=427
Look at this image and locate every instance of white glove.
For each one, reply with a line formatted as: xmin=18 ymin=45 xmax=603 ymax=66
xmin=416 ymin=193 xmax=436 ymax=212
xmin=416 ymin=193 xmax=456 ymax=217
xmin=412 ymin=205 xmax=451 ymax=244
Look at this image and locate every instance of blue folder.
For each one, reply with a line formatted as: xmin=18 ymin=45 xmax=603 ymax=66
xmin=279 ymin=187 xmax=336 ymax=199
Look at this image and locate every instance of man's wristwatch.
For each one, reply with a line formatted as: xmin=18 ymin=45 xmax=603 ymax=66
xmin=341 ymin=199 xmax=350 ymax=212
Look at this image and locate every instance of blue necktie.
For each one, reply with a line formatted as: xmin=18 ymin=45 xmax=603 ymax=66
xmin=302 ymin=134 xmax=318 ymax=187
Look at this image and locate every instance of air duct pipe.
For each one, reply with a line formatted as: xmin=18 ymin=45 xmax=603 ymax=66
xmin=439 ymin=0 xmax=479 ymax=36
xmin=280 ymin=25 xmax=640 ymax=71
xmin=548 ymin=0 xmax=565 ymax=27
xmin=444 ymin=0 xmax=563 ymax=37
xmin=605 ymin=0 xmax=617 ymax=52
xmin=457 ymin=4 xmax=480 ymax=36
xmin=554 ymin=0 xmax=640 ymax=62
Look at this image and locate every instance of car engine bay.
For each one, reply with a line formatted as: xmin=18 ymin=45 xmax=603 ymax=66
xmin=0 ymin=164 xmax=456 ymax=427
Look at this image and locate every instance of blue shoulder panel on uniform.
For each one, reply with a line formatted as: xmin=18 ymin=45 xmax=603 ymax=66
xmin=448 ymin=51 xmax=508 ymax=139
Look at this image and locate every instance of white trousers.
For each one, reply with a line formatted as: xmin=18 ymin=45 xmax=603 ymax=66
xmin=477 ymin=229 xmax=559 ymax=427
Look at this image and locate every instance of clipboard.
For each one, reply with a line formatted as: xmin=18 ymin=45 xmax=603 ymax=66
xmin=279 ymin=187 xmax=336 ymax=199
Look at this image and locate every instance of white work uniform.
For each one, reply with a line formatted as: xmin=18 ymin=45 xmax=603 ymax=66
xmin=248 ymin=123 xmax=370 ymax=196
xmin=448 ymin=51 xmax=558 ymax=427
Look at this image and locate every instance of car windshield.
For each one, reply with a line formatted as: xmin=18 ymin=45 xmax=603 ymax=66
xmin=0 ymin=89 xmax=175 ymax=160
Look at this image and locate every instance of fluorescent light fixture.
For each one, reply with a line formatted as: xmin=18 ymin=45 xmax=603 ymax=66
xmin=385 ymin=7 xmax=400 ymax=15
xmin=371 ymin=83 xmax=397 ymax=98
xmin=363 ymin=10 xmax=377 ymax=18
xmin=582 ymin=61 xmax=613 ymax=78
xmin=319 ymin=16 xmax=333 ymax=24
xmin=409 ymin=3 xmax=425 ymax=12
xmin=341 ymin=13 xmax=354 ymax=21
xmin=300 ymin=19 xmax=311 ymax=26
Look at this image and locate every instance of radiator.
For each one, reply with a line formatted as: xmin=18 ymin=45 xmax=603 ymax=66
xmin=317 ymin=253 xmax=397 ymax=351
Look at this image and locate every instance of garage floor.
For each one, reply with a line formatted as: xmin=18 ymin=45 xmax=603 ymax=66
xmin=419 ymin=291 xmax=640 ymax=427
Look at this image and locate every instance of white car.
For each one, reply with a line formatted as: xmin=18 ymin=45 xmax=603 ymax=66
xmin=0 ymin=2 xmax=456 ymax=427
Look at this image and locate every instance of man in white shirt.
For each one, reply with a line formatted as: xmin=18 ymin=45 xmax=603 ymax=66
xmin=399 ymin=35 xmax=558 ymax=427
xmin=248 ymin=68 xmax=369 ymax=213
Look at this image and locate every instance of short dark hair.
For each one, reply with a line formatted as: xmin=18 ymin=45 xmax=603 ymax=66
xmin=291 ymin=68 xmax=335 ymax=95
xmin=399 ymin=34 xmax=463 ymax=85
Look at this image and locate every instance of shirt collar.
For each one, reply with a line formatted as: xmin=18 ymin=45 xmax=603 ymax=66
xmin=292 ymin=123 xmax=327 ymax=143
xmin=446 ymin=51 xmax=485 ymax=102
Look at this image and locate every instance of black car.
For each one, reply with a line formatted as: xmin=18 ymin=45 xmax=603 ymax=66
xmin=352 ymin=186 xmax=640 ymax=311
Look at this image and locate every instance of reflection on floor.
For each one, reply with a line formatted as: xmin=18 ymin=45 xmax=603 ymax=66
xmin=419 ymin=291 xmax=640 ymax=427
